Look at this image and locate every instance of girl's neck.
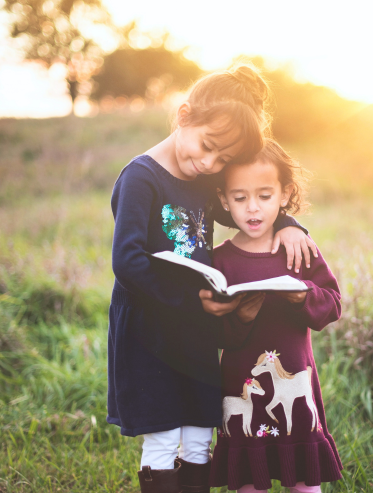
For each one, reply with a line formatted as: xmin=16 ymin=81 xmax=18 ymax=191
xmin=231 ymin=227 xmax=275 ymax=253
xmin=145 ymin=133 xmax=196 ymax=181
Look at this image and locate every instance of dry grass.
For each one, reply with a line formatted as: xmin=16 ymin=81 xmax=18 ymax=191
xmin=1 ymin=112 xmax=373 ymax=492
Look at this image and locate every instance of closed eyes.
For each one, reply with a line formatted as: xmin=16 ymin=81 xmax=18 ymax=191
xmin=202 ymin=141 xmax=229 ymax=165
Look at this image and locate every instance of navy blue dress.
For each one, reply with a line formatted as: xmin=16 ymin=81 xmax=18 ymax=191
xmin=107 ymin=155 xmax=306 ymax=437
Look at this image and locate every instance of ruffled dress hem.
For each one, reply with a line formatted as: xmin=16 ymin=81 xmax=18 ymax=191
xmin=209 ymin=435 xmax=343 ymax=490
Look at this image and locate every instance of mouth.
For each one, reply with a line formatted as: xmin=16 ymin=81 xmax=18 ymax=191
xmin=191 ymin=159 xmax=202 ymax=174
xmin=247 ymin=219 xmax=263 ymax=230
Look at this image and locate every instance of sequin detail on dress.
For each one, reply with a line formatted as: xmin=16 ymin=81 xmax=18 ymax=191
xmin=161 ymin=204 xmax=208 ymax=258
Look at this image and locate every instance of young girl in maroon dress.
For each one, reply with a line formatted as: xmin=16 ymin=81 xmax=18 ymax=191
xmin=207 ymin=139 xmax=343 ymax=492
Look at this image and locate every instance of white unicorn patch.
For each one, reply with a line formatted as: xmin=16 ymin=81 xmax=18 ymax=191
xmin=222 ymin=378 xmax=265 ymax=437
xmin=251 ymin=351 xmax=319 ymax=435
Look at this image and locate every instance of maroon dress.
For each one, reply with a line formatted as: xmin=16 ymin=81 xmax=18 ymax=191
xmin=210 ymin=240 xmax=343 ymax=491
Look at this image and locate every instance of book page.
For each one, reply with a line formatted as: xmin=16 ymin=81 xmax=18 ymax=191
xmin=151 ymin=251 xmax=228 ymax=293
xmin=226 ymin=275 xmax=309 ymax=297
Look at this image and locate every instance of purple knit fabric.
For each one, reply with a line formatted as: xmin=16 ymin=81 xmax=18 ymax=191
xmin=209 ymin=240 xmax=343 ymax=491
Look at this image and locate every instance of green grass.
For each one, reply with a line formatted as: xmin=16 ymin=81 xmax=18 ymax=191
xmin=1 ymin=113 xmax=373 ymax=492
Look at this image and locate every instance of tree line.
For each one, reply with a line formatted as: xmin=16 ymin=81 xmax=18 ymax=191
xmin=3 ymin=0 xmax=365 ymax=145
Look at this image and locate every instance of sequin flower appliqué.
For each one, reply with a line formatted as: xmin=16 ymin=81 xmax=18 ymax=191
xmin=161 ymin=204 xmax=207 ymax=258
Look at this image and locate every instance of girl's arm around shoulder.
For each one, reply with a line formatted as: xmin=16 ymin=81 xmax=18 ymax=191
xmin=112 ymin=161 xmax=199 ymax=310
xmin=292 ymin=243 xmax=342 ymax=331
xmin=272 ymin=214 xmax=318 ymax=273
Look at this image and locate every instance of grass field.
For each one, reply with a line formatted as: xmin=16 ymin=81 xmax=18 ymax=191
xmin=1 ymin=112 xmax=373 ymax=492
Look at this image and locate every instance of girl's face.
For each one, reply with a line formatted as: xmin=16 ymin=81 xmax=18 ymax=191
xmin=219 ymin=160 xmax=293 ymax=243
xmin=174 ymin=104 xmax=244 ymax=180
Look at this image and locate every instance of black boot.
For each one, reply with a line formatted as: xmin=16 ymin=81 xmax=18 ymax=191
xmin=175 ymin=456 xmax=211 ymax=493
xmin=138 ymin=462 xmax=182 ymax=493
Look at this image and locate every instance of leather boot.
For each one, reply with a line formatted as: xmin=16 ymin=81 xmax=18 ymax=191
xmin=175 ymin=456 xmax=211 ymax=493
xmin=138 ymin=462 xmax=182 ymax=493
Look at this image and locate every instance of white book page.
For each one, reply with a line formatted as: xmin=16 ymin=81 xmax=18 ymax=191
xmin=152 ymin=251 xmax=228 ymax=293
xmin=226 ymin=275 xmax=309 ymax=297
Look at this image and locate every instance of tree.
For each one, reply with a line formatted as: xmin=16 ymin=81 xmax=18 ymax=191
xmin=2 ymin=0 xmax=112 ymax=102
xmin=91 ymin=44 xmax=202 ymax=102
xmin=3 ymin=1 xmax=202 ymax=106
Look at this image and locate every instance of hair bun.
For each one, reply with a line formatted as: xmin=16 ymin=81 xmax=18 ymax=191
xmin=229 ymin=64 xmax=269 ymax=109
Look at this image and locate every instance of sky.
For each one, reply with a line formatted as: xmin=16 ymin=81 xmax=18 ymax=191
xmin=1 ymin=0 xmax=373 ymax=118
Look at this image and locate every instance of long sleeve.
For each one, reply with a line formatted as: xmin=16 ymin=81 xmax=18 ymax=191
xmin=293 ymin=246 xmax=342 ymax=331
xmin=273 ymin=213 xmax=308 ymax=235
xmin=111 ymin=163 xmax=200 ymax=310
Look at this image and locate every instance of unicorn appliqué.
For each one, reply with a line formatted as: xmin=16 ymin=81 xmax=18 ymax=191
xmin=222 ymin=378 xmax=265 ymax=437
xmin=251 ymin=350 xmax=319 ymax=435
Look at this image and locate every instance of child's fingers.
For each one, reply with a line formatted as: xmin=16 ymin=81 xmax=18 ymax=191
xmin=284 ymin=242 xmax=295 ymax=271
xmin=237 ymin=294 xmax=265 ymax=313
xmin=200 ymin=292 xmax=244 ymax=316
xmin=238 ymin=292 xmax=264 ymax=306
xmin=277 ymin=291 xmax=307 ymax=303
xmin=247 ymin=297 xmax=265 ymax=314
xmin=287 ymin=292 xmax=307 ymax=303
xmin=236 ymin=294 xmax=265 ymax=322
xmin=199 ymin=289 xmax=213 ymax=300
xmin=300 ymin=238 xmax=311 ymax=268
xmin=228 ymin=294 xmax=245 ymax=310
xmin=271 ymin=234 xmax=281 ymax=254
xmin=305 ymin=236 xmax=318 ymax=259
xmin=252 ymin=294 xmax=266 ymax=308
xmin=293 ymin=242 xmax=302 ymax=273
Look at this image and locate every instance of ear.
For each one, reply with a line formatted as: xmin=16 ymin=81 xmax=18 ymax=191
xmin=217 ymin=188 xmax=229 ymax=212
xmin=281 ymin=183 xmax=294 ymax=208
xmin=177 ymin=102 xmax=191 ymax=126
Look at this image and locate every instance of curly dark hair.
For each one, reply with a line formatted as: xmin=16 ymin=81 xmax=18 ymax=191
xmin=253 ymin=138 xmax=311 ymax=216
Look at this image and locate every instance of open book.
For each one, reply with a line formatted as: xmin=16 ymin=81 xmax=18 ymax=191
xmin=152 ymin=251 xmax=312 ymax=301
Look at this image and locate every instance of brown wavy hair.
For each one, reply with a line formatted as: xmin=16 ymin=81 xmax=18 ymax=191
xmin=254 ymin=138 xmax=311 ymax=216
xmin=175 ymin=62 xmax=272 ymax=163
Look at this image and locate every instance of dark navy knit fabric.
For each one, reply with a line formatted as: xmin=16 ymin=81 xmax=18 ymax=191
xmin=107 ymin=155 xmax=307 ymax=437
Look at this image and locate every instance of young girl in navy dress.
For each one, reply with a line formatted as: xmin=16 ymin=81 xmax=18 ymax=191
xmin=107 ymin=64 xmax=317 ymax=493
xmin=208 ymin=139 xmax=342 ymax=492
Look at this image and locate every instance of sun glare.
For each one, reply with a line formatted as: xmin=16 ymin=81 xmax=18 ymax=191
xmin=0 ymin=62 xmax=72 ymax=118
xmin=0 ymin=0 xmax=372 ymax=117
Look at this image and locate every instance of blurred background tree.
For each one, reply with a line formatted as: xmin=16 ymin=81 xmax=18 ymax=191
xmin=91 ymin=43 xmax=202 ymax=102
xmin=2 ymin=1 xmax=202 ymax=107
xmin=3 ymin=0 xmax=112 ymax=102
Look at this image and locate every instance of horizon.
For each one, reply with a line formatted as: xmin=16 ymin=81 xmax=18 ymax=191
xmin=0 ymin=0 xmax=372 ymax=118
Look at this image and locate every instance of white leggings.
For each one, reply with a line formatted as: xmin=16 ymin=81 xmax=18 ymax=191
xmin=238 ymin=482 xmax=321 ymax=492
xmin=140 ymin=426 xmax=213 ymax=470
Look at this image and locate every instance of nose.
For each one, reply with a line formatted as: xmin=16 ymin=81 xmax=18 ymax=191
xmin=200 ymin=154 xmax=215 ymax=170
xmin=247 ymin=198 xmax=259 ymax=212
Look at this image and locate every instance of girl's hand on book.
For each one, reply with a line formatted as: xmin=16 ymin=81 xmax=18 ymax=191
xmin=235 ymin=293 xmax=266 ymax=324
xmin=272 ymin=228 xmax=318 ymax=273
xmin=199 ymin=290 xmax=244 ymax=316
xmin=277 ymin=291 xmax=307 ymax=304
